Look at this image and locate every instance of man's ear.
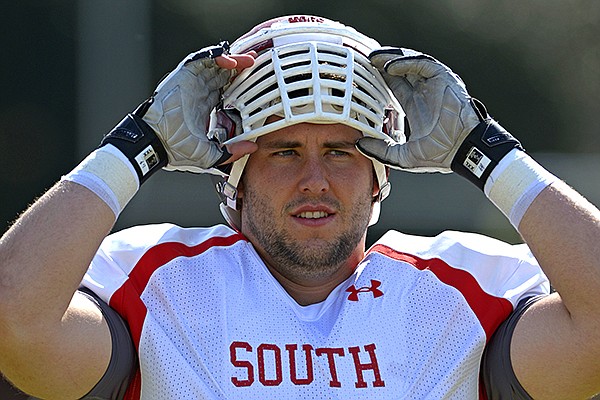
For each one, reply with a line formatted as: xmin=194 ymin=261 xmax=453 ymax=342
xmin=237 ymin=179 xmax=245 ymax=200
xmin=372 ymin=180 xmax=379 ymax=198
xmin=371 ymin=166 xmax=390 ymax=198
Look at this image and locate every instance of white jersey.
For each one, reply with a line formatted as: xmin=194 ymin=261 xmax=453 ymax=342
xmin=82 ymin=223 xmax=549 ymax=399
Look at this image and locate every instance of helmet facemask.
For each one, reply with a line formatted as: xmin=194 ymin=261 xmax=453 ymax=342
xmin=208 ymin=16 xmax=405 ymax=229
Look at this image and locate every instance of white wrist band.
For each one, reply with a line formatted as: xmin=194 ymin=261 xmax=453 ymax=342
xmin=484 ymin=149 xmax=558 ymax=228
xmin=62 ymin=144 xmax=140 ymax=217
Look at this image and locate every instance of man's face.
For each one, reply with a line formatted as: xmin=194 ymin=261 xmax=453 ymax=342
xmin=238 ymin=122 xmax=377 ymax=283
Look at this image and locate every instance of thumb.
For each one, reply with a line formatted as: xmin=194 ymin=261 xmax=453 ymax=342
xmin=217 ymin=140 xmax=258 ymax=166
xmin=384 ymin=55 xmax=448 ymax=79
xmin=356 ymin=137 xmax=408 ymax=170
xmin=369 ymin=47 xmax=406 ymax=69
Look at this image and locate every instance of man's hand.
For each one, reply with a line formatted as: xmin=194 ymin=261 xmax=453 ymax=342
xmin=141 ymin=42 xmax=256 ymax=173
xmin=356 ymin=47 xmax=483 ymax=173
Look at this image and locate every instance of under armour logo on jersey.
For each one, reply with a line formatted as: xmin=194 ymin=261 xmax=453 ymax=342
xmin=346 ymin=280 xmax=384 ymax=301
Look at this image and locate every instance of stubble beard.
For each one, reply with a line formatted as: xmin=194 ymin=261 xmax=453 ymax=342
xmin=242 ymin=188 xmax=374 ymax=282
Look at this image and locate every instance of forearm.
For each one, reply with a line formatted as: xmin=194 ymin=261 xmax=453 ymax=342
xmin=464 ymin=141 xmax=600 ymax=394
xmin=506 ymin=178 xmax=600 ymax=399
xmin=0 ymin=180 xmax=115 ymax=329
xmin=482 ymin=148 xmax=600 ymax=316
xmin=0 ymin=111 xmax=162 ymax=326
xmin=518 ymin=180 xmax=600 ymax=317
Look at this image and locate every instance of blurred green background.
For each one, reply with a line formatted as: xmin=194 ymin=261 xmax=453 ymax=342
xmin=0 ymin=1 xmax=599 ymax=398
xmin=1 ymin=0 xmax=599 ymax=244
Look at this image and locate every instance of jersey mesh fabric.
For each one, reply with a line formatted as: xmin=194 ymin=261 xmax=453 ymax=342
xmin=82 ymin=224 xmax=549 ymax=399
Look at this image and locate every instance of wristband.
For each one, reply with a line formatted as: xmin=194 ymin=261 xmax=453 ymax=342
xmin=62 ymin=144 xmax=139 ymax=217
xmin=62 ymin=112 xmax=169 ymax=217
xmin=451 ymin=119 xmax=522 ymax=190
xmin=484 ymin=149 xmax=558 ymax=228
xmin=100 ymin=113 xmax=168 ymax=184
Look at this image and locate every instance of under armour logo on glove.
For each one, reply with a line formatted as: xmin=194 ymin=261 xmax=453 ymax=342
xmin=346 ymin=280 xmax=384 ymax=301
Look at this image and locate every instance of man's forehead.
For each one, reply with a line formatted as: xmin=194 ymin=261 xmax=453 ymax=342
xmin=257 ymin=122 xmax=363 ymax=146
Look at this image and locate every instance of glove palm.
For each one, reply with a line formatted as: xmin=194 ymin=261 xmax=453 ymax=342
xmin=358 ymin=48 xmax=483 ymax=173
xmin=142 ymin=44 xmax=233 ymax=173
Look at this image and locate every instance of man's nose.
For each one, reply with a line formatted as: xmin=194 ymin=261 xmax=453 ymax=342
xmin=298 ymin=156 xmax=330 ymax=194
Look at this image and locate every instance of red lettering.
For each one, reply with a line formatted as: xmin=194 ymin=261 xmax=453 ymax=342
xmin=288 ymin=16 xmax=325 ymax=24
xmin=230 ymin=341 xmax=254 ymax=387
xmin=230 ymin=341 xmax=385 ymax=389
xmin=286 ymin=344 xmax=314 ymax=385
xmin=315 ymin=347 xmax=345 ymax=387
xmin=348 ymin=343 xmax=385 ymax=388
xmin=257 ymin=343 xmax=283 ymax=386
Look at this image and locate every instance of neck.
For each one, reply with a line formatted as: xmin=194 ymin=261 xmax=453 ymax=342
xmin=261 ymin=251 xmax=364 ymax=306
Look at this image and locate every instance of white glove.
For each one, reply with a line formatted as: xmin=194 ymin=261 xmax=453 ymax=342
xmin=142 ymin=42 xmax=234 ymax=173
xmin=356 ymin=47 xmax=484 ymax=173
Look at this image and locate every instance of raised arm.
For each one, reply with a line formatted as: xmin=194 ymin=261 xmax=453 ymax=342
xmin=0 ymin=182 xmax=116 ymax=399
xmin=511 ymin=180 xmax=600 ymax=399
xmin=357 ymin=47 xmax=600 ymax=398
xmin=0 ymin=44 xmax=255 ymax=399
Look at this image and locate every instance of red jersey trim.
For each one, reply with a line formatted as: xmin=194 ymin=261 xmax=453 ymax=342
xmin=368 ymin=244 xmax=514 ymax=342
xmin=109 ymin=232 xmax=247 ymax=400
xmin=109 ymin=232 xmax=246 ymax=346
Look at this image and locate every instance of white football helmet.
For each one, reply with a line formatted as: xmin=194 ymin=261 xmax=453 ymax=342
xmin=209 ymin=15 xmax=406 ymax=229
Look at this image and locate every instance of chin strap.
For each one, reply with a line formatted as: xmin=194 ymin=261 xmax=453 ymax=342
xmin=217 ymin=154 xmax=250 ymax=210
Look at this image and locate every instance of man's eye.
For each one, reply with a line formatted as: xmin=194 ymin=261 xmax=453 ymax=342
xmin=273 ymin=149 xmax=296 ymax=157
xmin=328 ymin=149 xmax=350 ymax=157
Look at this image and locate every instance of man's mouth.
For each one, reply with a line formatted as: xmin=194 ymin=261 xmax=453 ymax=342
xmin=296 ymin=211 xmax=329 ymax=219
